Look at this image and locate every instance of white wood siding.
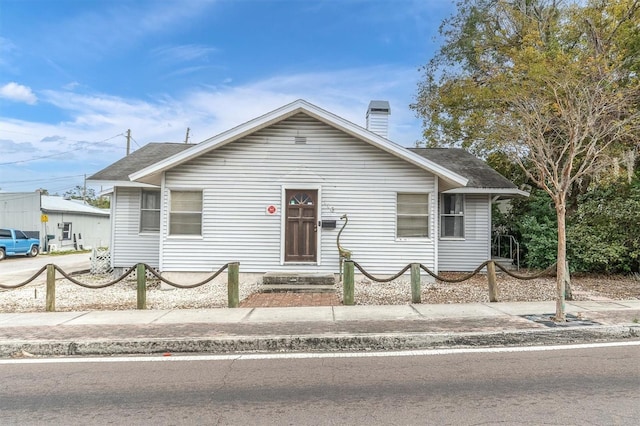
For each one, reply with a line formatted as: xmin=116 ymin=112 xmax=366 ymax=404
xmin=161 ymin=113 xmax=437 ymax=274
xmin=44 ymin=212 xmax=110 ymax=250
xmin=438 ymin=194 xmax=491 ymax=271
xmin=112 ymin=187 xmax=160 ymax=268
xmin=366 ymin=114 xmax=389 ymax=139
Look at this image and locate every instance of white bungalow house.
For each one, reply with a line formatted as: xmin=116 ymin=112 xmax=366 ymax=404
xmin=88 ymin=99 xmax=526 ymax=276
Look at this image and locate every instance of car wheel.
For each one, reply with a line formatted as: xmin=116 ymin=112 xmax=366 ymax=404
xmin=0 ymin=248 xmax=5 ymax=261
xmin=29 ymin=246 xmax=39 ymax=257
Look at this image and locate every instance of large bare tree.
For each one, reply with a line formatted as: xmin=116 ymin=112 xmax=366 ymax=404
xmin=413 ymin=0 xmax=640 ymax=320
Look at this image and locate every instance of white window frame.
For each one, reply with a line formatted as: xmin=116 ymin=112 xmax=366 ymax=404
xmin=62 ymin=222 xmax=72 ymax=240
xmin=396 ymin=193 xmax=430 ymax=240
xmin=440 ymin=194 xmax=465 ymax=239
xmin=140 ymin=189 xmax=161 ymax=233
xmin=168 ymin=190 xmax=203 ymax=237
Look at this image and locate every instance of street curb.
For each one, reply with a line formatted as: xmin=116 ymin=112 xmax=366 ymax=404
xmin=1 ymin=325 xmax=638 ymax=358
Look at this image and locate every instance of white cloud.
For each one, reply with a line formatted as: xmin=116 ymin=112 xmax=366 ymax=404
xmin=0 ymin=65 xmax=425 ymax=192
xmin=63 ymin=81 xmax=81 ymax=90
xmin=0 ymin=37 xmax=17 ymax=69
xmin=183 ymin=66 xmax=423 ymax=144
xmin=151 ymin=44 xmax=218 ymax=63
xmin=31 ymin=65 xmax=421 ymax=148
xmin=0 ymin=82 xmax=37 ymax=105
xmin=43 ymin=0 xmax=218 ymax=59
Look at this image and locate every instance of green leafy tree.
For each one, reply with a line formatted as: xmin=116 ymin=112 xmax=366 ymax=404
xmin=63 ymin=185 xmax=110 ymax=209
xmin=63 ymin=185 xmax=93 ymax=201
xmin=568 ymin=172 xmax=640 ymax=273
xmin=413 ymin=0 xmax=640 ymax=320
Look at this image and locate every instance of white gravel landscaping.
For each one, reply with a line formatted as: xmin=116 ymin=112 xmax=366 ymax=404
xmin=1 ymin=272 xmax=263 ymax=313
xmin=1 ymin=269 xmax=637 ymax=312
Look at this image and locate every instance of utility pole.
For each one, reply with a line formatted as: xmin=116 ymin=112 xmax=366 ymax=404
xmin=83 ymin=174 xmax=87 ymax=204
xmin=126 ymin=129 xmax=131 ymax=155
xmin=184 ymin=127 xmax=190 ymax=144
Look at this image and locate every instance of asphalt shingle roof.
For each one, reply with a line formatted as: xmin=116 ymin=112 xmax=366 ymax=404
xmin=409 ymin=148 xmax=517 ymax=189
xmin=88 ymin=143 xmax=193 ymax=182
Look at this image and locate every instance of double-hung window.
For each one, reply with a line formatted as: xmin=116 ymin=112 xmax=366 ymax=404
xmin=140 ymin=189 xmax=161 ymax=232
xmin=397 ymin=193 xmax=429 ymax=238
xmin=169 ymin=190 xmax=203 ymax=236
xmin=62 ymin=223 xmax=72 ymax=240
xmin=441 ymin=194 xmax=465 ymax=238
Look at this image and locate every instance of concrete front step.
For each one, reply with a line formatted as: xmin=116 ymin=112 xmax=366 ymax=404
xmin=261 ymin=284 xmax=336 ymax=293
xmin=262 ymin=272 xmax=337 ymax=294
xmin=492 ymin=257 xmax=517 ymax=271
xmin=262 ymin=272 xmax=336 ymax=286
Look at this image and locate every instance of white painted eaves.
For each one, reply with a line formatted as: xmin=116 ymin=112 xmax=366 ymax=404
xmin=442 ymin=187 xmax=530 ymax=196
xmin=94 ymin=181 xmax=160 ymax=197
xmin=129 ymin=99 xmax=468 ymax=187
xmin=91 ymin=180 xmax=160 ymax=190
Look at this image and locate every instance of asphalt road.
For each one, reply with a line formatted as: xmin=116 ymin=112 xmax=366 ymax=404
xmin=0 ymin=252 xmax=91 ymax=285
xmin=1 ymin=344 xmax=639 ymax=425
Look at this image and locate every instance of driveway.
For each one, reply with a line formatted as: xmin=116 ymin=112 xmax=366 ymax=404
xmin=0 ymin=252 xmax=91 ymax=286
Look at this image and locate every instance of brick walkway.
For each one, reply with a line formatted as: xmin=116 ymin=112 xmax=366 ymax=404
xmin=239 ymin=292 xmax=342 ymax=307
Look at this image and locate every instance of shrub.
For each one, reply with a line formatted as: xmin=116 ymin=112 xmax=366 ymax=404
xmin=568 ymin=176 xmax=640 ymax=273
xmin=519 ymin=215 xmax=558 ymax=269
xmin=493 ymin=189 xmax=558 ymax=269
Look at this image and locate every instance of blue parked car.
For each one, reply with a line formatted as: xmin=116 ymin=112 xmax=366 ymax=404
xmin=0 ymin=228 xmax=40 ymax=261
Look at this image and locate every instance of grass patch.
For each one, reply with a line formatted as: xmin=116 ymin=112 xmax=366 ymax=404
xmin=43 ymin=249 xmax=92 ymax=257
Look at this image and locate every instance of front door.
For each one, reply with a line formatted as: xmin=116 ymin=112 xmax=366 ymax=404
xmin=285 ymin=189 xmax=317 ymax=262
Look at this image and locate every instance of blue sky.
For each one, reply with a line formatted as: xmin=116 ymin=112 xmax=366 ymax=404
xmin=0 ymin=0 xmax=455 ymax=194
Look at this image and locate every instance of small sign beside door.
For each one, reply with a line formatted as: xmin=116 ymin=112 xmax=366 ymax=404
xmin=265 ymin=205 xmax=278 ymax=215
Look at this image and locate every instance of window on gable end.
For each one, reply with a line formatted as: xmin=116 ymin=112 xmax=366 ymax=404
xmin=169 ymin=190 xmax=203 ymax=236
xmin=397 ymin=193 xmax=429 ymax=238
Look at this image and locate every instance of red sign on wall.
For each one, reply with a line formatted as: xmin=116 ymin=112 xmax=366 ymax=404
xmin=266 ymin=205 xmax=277 ymax=215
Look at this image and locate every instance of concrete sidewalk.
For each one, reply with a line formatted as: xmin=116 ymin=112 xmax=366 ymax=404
xmin=1 ymin=300 xmax=639 ymax=357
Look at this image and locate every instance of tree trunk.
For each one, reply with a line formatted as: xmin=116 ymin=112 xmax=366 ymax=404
xmin=564 ymin=260 xmax=573 ymax=301
xmin=555 ymin=200 xmax=567 ymax=321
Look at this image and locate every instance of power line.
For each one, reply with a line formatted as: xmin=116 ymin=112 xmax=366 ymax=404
xmin=3 ymin=181 xmax=84 ymax=193
xmin=0 ymin=184 xmax=87 ymax=199
xmin=1 ymin=174 xmax=85 ymax=184
xmin=0 ymin=133 xmax=125 ymax=166
xmin=130 ymin=134 xmax=141 ymax=148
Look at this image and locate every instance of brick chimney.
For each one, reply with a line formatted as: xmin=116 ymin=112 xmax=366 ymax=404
xmin=366 ymin=100 xmax=391 ymax=139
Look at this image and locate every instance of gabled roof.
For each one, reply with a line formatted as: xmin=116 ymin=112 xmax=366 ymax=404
xmin=41 ymin=196 xmax=109 ymax=216
xmin=410 ymin=148 xmax=528 ymax=195
xmin=87 ymin=143 xmax=192 ymax=186
xmin=128 ymin=99 xmax=469 ymax=187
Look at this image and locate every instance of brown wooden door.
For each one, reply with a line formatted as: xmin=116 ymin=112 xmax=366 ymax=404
xmin=285 ymin=189 xmax=317 ymax=262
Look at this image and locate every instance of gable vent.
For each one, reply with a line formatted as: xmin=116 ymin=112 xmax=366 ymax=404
xmin=294 ymin=136 xmax=307 ymax=144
